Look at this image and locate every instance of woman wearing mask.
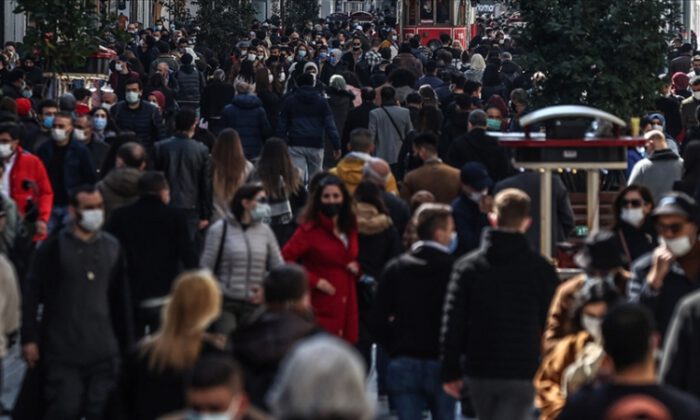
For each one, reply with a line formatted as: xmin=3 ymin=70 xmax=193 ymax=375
xmin=248 ymin=138 xmax=307 ymax=247
xmin=269 ymin=63 xmax=287 ymax=96
xmin=613 ymin=185 xmax=657 ymax=265
xmin=210 ymin=129 xmax=254 ymax=221
xmin=464 ymin=53 xmax=485 ymax=82
xmin=534 ymin=280 xmax=621 ymax=420
xmin=104 ymin=270 xmax=224 ymax=420
xmin=485 ymin=104 xmax=507 ymax=132
xmin=89 ymin=107 xmax=118 ymax=143
xmin=200 ymin=184 xmax=283 ymax=336
xmin=255 ymin=68 xmax=282 ymax=133
xmin=282 ymin=175 xmax=360 ymax=343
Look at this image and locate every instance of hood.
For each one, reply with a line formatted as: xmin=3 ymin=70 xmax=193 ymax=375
xmin=649 ymin=148 xmax=680 ymax=161
xmin=334 ymin=153 xmax=370 ymax=188
xmin=232 ymin=93 xmax=263 ymax=109
xmin=102 ymin=168 xmax=142 ymax=196
xmin=356 ymin=202 xmax=392 ymax=235
xmin=179 ymin=63 xmax=195 ymax=74
xmin=294 ymin=86 xmax=321 ymax=104
xmin=327 ymin=86 xmax=355 ymax=99
xmin=500 ymin=60 xmax=522 ymax=74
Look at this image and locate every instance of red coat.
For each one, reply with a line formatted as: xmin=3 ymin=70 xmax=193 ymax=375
xmin=282 ymin=214 xmax=360 ymax=343
xmin=9 ymin=147 xmax=53 ymax=234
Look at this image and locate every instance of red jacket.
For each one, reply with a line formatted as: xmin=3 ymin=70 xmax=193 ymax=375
xmin=9 ymin=146 xmax=53 ymax=227
xmin=282 ymin=214 xmax=360 ymax=343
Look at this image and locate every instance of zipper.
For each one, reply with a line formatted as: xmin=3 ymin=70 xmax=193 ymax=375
xmin=242 ymin=228 xmax=252 ymax=300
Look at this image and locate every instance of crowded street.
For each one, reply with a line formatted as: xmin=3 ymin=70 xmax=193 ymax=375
xmin=0 ymin=0 xmax=700 ymax=419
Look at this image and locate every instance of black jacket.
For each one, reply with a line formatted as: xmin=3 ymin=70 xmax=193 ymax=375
xmin=105 ymin=195 xmax=197 ymax=305
xmin=154 ymin=134 xmax=213 ymax=220
xmin=446 ymin=128 xmax=514 ymax=182
xmin=441 ymin=229 xmax=557 ymax=381
xmin=614 ymin=220 xmax=657 ymax=266
xmin=373 ymin=245 xmax=455 ymax=359
xmin=661 ymin=289 xmax=700 ymax=400
xmin=383 ymin=191 xmax=411 ymax=237
xmin=342 ymin=101 xmax=376 ymax=152
xmin=111 ymin=101 xmax=166 ymax=154
xmin=200 ymin=80 xmax=235 ymax=119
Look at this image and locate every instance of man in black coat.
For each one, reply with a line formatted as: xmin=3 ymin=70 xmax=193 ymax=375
xmin=342 ymin=87 xmax=377 ymax=152
xmin=105 ymin=171 xmax=197 ymax=337
xmin=441 ymin=188 xmax=558 ymax=420
xmin=110 ymin=79 xmax=166 ymax=158
xmin=446 ymin=109 xmax=513 ymax=182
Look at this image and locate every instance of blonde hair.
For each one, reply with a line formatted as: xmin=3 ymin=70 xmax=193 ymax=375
xmin=470 ymin=53 xmax=486 ymax=70
xmin=142 ymin=270 xmax=222 ymax=372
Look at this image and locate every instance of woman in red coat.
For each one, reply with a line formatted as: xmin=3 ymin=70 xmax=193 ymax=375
xmin=282 ymin=175 xmax=360 ymax=343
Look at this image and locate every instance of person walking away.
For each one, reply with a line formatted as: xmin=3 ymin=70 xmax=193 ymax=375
xmin=21 ymin=185 xmax=132 ymax=420
xmin=627 ymin=130 xmax=683 ymax=202
xmin=155 ymin=108 xmax=213 ymax=253
xmin=374 ymin=203 xmax=459 ymax=420
xmin=441 ymin=188 xmax=558 ymax=420
xmin=97 ymin=142 xmax=147 ymax=221
xmin=222 ymin=81 xmax=272 ymax=161
xmin=369 ymin=86 xmax=413 ymax=173
xmin=400 ymin=133 xmax=461 ymax=205
xmin=452 ymin=162 xmax=492 ymax=256
xmin=210 ymin=129 xmax=254 ymax=222
xmin=174 ymin=53 xmax=206 ymax=111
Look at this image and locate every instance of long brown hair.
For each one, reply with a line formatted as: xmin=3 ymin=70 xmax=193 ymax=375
xmin=142 ymin=270 xmax=222 ymax=372
xmin=303 ymin=175 xmax=356 ymax=234
xmin=256 ymin=137 xmax=301 ymax=200
xmin=212 ymin=129 xmax=248 ymax=206
xmin=255 ymin=67 xmax=271 ymax=95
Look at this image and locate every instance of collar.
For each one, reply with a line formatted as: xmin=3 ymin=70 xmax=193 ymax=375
xmin=423 ymin=156 xmax=442 ymax=164
xmin=411 ymin=240 xmax=449 ymax=254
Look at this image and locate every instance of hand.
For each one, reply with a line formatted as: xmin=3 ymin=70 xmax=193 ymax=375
xmin=333 ymin=150 xmax=341 ymax=160
xmin=197 ymin=220 xmax=210 ymax=230
xmin=647 ymin=245 xmax=674 ymax=290
xmin=443 ymin=380 xmax=463 ymax=399
xmin=36 ymin=220 xmax=48 ymax=236
xmin=248 ymin=284 xmax=264 ymax=305
xmin=347 ymin=261 xmax=360 ymax=275
xmin=316 ymin=279 xmax=336 ymax=296
xmin=22 ymin=343 xmax=40 ymax=368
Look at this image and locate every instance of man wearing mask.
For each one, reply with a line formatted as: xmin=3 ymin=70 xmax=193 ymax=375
xmin=25 ymin=99 xmax=58 ymax=152
xmin=21 ymin=185 xmax=132 ymax=419
xmin=110 ymin=79 xmax=166 ymax=158
xmin=680 ymin=76 xmax=700 ymax=133
xmin=36 ymin=112 xmax=96 ymax=232
xmin=0 ymin=122 xmax=53 ymax=240
xmin=452 ymin=162 xmax=492 ymax=256
xmin=628 ymin=192 xmax=700 ymax=338
xmin=181 ymin=356 xmax=250 ymax=420
xmin=73 ymin=115 xmax=110 ymax=179
xmin=108 ymin=55 xmax=140 ymax=102
xmin=154 ymin=108 xmax=213 ymax=254
xmin=0 ymin=69 xmax=25 ymax=100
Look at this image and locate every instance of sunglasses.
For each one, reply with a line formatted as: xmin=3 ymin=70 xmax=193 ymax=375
xmin=656 ymin=222 xmax=685 ymax=235
xmin=621 ymin=199 xmax=643 ymax=208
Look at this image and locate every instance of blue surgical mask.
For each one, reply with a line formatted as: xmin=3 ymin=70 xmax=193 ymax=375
xmin=298 ymin=50 xmax=307 ymax=58
xmin=250 ymin=203 xmax=271 ymax=223
xmin=448 ymin=232 xmax=458 ymax=254
xmin=42 ymin=116 xmax=54 ymax=129
xmin=93 ymin=116 xmax=108 ymax=131
xmin=486 ymin=118 xmax=501 ymax=131
xmin=330 ymin=56 xmax=338 ymax=65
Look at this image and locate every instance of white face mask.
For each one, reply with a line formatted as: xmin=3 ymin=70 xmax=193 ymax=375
xmin=581 ymin=314 xmax=603 ymax=342
xmin=73 ymin=128 xmax=87 ymax=142
xmin=115 ymin=63 xmax=123 ymax=72
xmin=51 ymin=128 xmax=67 ymax=142
xmin=693 ymin=91 xmax=700 ymax=101
xmin=78 ymin=209 xmax=104 ymax=232
xmin=468 ymin=189 xmax=487 ymax=204
xmin=247 ymin=54 xmax=257 ymax=61
xmin=268 ymin=74 xmax=274 ymax=84
xmin=652 ymin=124 xmax=664 ymax=131
xmin=126 ymin=91 xmax=140 ymax=104
xmin=279 ymin=72 xmax=286 ymax=82
xmin=102 ymin=103 xmax=113 ymax=111
xmin=620 ymin=208 xmax=645 ymax=227
xmin=0 ymin=144 xmax=13 ymax=158
xmin=661 ymin=235 xmax=693 ymax=257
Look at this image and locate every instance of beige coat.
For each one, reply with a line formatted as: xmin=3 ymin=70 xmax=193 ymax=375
xmin=0 ymin=254 xmax=20 ymax=357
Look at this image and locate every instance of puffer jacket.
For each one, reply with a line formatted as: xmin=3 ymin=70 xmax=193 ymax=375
xmin=222 ymin=94 xmax=272 ymax=160
xmin=200 ymin=216 xmax=283 ymax=300
xmin=277 ymin=86 xmax=341 ymax=150
xmin=97 ymin=167 xmax=143 ymax=220
xmin=174 ymin=64 xmax=206 ymax=104
xmin=330 ymin=152 xmax=399 ymax=195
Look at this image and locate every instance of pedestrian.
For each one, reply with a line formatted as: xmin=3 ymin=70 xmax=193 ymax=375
xmin=222 ymin=81 xmax=272 ymax=161
xmin=104 ymin=270 xmax=224 ymax=420
xmin=0 ymin=250 xmax=19 ymax=416
xmin=255 ymin=67 xmax=282 ymax=133
xmin=400 ymin=132 xmax=461 ymax=205
xmin=174 ymin=53 xmax=206 ymax=110
xmin=21 ymin=185 xmax=132 ymax=420
xmin=105 ymin=172 xmax=197 ymax=336
xmin=369 ymin=86 xmax=413 ymax=170
xmin=111 ymin=79 xmax=166 ymax=157
xmin=97 ymin=142 xmax=147 ymax=221
xmin=155 ymin=108 xmax=213 ymax=252
xmin=628 ymin=130 xmax=683 ymax=201
xmin=73 ymin=114 xmax=110 ymax=179
xmin=200 ymin=69 xmax=235 ymax=136
xmin=373 ymin=203 xmax=459 ymax=420
xmin=282 ymin=175 xmax=360 ymax=343
xmin=326 ymin=74 xmax=355 ymax=167
xmin=363 ymin=157 xmax=411 ymax=236
xmin=612 ymin=185 xmax=657 ymax=264
xmin=558 ymin=304 xmax=700 ymax=420
xmin=200 ymin=184 xmax=283 ymax=335
xmin=452 ymin=162 xmax=492 ymax=256
xmin=441 ymin=188 xmax=558 ymax=420
xmin=342 ymin=87 xmax=377 ymax=151
xmin=211 ymin=129 xmax=254 ymax=221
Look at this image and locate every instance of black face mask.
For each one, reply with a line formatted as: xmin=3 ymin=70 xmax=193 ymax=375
xmin=320 ymin=203 xmax=342 ymax=217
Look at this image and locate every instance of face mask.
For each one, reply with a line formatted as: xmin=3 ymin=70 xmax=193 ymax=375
xmin=149 ymin=101 xmax=160 ymax=109
xmin=126 ymin=91 xmax=140 ymax=104
xmin=661 ymin=235 xmax=693 ymax=257
xmin=486 ymin=118 xmax=501 ymax=131
xmin=468 ymin=191 xmax=485 ymax=203
xmin=115 ymin=63 xmax=123 ymax=72
xmin=353 ymin=45 xmax=361 ymax=51
xmin=298 ymin=50 xmax=307 ymax=58
xmin=0 ymin=144 xmax=13 ymax=158
xmin=693 ymin=91 xmax=700 ymax=101
xmin=247 ymin=54 xmax=257 ymax=61
xmin=51 ymin=128 xmax=67 ymax=142
xmin=93 ymin=116 xmax=108 ymax=131
xmin=319 ymin=52 xmax=328 ymax=59
xmin=22 ymin=89 xmax=32 ymax=98
xmin=42 ymin=116 xmax=54 ymax=129
xmin=279 ymin=72 xmax=286 ymax=82
xmin=391 ymin=35 xmax=397 ymax=41
xmin=330 ymin=56 xmax=338 ymax=65
xmin=268 ymin=74 xmax=274 ymax=83
xmin=257 ymin=54 xmax=264 ymax=61
xmin=251 ymin=203 xmax=271 ymax=223
xmin=101 ymin=103 xmax=113 ymax=111
xmin=78 ymin=209 xmax=104 ymax=232
xmin=447 ymin=231 xmax=458 ymax=254
xmin=620 ymin=208 xmax=645 ymax=227
xmin=73 ymin=129 xmax=87 ymax=142
xmin=652 ymin=124 xmax=664 ymax=131
xmin=186 ymin=411 xmax=230 ymax=420
xmin=581 ymin=314 xmax=603 ymax=342
xmin=320 ymin=202 xmax=342 ymax=217
xmin=286 ymin=55 xmax=294 ymax=63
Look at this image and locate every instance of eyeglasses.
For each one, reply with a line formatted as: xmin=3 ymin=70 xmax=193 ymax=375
xmin=656 ymin=222 xmax=685 ymax=235
xmin=621 ymin=199 xmax=643 ymax=208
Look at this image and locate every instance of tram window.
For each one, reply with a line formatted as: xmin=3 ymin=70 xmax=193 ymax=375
xmin=406 ymin=0 xmax=416 ymax=25
xmin=420 ymin=0 xmax=433 ymax=23
xmin=436 ymin=0 xmax=449 ymax=24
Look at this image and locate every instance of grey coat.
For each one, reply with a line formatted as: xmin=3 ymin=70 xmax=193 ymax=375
xmin=628 ymin=149 xmax=683 ymax=202
xmin=200 ymin=217 xmax=283 ymax=300
xmin=369 ymin=105 xmax=413 ymax=165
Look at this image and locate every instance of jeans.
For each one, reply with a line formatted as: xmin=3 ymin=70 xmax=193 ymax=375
xmin=465 ymin=377 xmax=534 ymax=420
xmin=386 ymin=357 xmax=457 ymax=420
xmin=43 ymin=359 xmax=117 ymax=420
xmin=289 ymin=146 xmax=324 ymax=185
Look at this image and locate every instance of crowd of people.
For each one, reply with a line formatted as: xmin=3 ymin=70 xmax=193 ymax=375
xmin=0 ymin=9 xmax=698 ymax=420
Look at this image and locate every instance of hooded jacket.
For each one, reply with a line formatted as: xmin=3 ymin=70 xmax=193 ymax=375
xmin=330 ymin=152 xmax=399 ymax=195
xmin=97 ymin=167 xmax=143 ymax=220
xmin=277 ymin=86 xmax=341 ymax=150
xmin=222 ymin=94 xmax=272 ymax=160
xmin=174 ymin=64 xmax=205 ymax=103
xmin=446 ymin=127 xmax=514 ymax=182
xmin=627 ymin=148 xmax=683 ymax=204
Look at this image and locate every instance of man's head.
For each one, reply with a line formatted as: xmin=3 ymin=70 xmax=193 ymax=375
xmin=460 ymin=162 xmax=493 ymax=196
xmin=463 ymin=81 xmax=482 ymax=99
xmin=602 ymin=303 xmax=656 ymax=374
xmin=264 ymin=263 xmax=311 ymax=311
xmin=692 ymin=55 xmax=700 ymax=75
xmin=490 ymin=188 xmax=532 ymax=233
xmin=38 ymin=99 xmax=58 ymax=131
xmin=51 ymin=112 xmax=73 ymax=145
xmin=468 ymin=109 xmax=488 ymax=131
xmin=412 ymin=132 xmax=438 ymax=161
xmin=405 ymin=92 xmax=422 ymax=108
xmin=7 ymin=69 xmax=24 ymax=88
xmin=156 ymin=62 xmax=170 ymax=80
xmin=575 ymin=230 xmax=627 ymax=276
xmin=690 ymin=76 xmax=700 ymax=99
xmin=425 ymin=60 xmax=438 ymax=75
xmin=360 ymin=87 xmax=375 ymax=103
xmin=0 ymin=122 xmax=21 ymax=159
xmin=101 ymin=92 xmax=118 ymax=108
xmin=137 ymin=171 xmax=170 ymax=204
xmin=652 ymin=192 xmax=699 ymax=257
xmin=348 ymin=128 xmax=374 ymax=154
xmin=73 ymin=115 xmax=93 ymax=143
xmin=415 ymin=203 xmax=454 ymax=247
xmin=297 ymin=72 xmax=315 ymax=88
xmin=362 ymin=157 xmax=391 ymax=189
xmin=186 ymin=356 xmax=247 ymax=420
xmin=69 ymin=185 xmax=105 ymax=234
xmin=174 ymin=108 xmax=197 ymax=138
xmin=380 ymin=86 xmax=396 ymax=106
xmin=643 ymin=129 xmax=668 ymax=153
xmin=125 ymin=79 xmax=143 ymax=105
xmin=510 ymin=88 xmax=528 ymax=113
xmin=116 ymin=142 xmax=147 ymax=171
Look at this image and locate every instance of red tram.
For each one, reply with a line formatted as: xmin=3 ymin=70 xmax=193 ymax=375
xmin=397 ymin=0 xmax=476 ymax=49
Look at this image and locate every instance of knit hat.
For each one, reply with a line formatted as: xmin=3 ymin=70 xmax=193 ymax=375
xmin=15 ymin=98 xmax=32 ymax=117
xmin=303 ymin=61 xmax=318 ymax=73
xmin=672 ymin=72 xmax=690 ymax=91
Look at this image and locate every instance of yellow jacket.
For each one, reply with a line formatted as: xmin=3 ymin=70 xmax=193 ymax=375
xmin=330 ymin=153 xmax=399 ymax=195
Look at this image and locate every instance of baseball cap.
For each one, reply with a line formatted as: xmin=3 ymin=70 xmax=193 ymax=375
xmin=460 ymin=162 xmax=493 ymax=191
xmin=652 ymin=192 xmax=699 ymax=223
